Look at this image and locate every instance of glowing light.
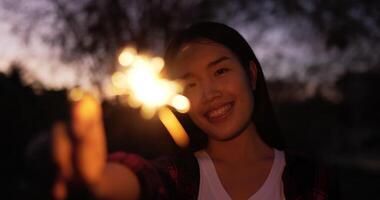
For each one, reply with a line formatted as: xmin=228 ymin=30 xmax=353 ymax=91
xmin=132 ymin=56 xmax=149 ymax=69
xmin=105 ymin=84 xmax=124 ymax=97
xmin=170 ymin=94 xmax=190 ymax=113
xmin=150 ymin=57 xmax=165 ymax=72
xmin=72 ymin=95 xmax=102 ymax=126
xmin=118 ymin=47 xmax=137 ymax=67
xmin=111 ymin=71 xmax=129 ymax=90
xmin=69 ymin=88 xmax=85 ymax=102
xmin=126 ymin=95 xmax=141 ymax=108
xmin=140 ymin=105 xmax=156 ymax=119
xmin=158 ymin=107 xmax=189 ymax=148
xmin=126 ymin=65 xmax=166 ymax=107
xmin=114 ymin=55 xmax=186 ymax=118
xmin=110 ymin=48 xmax=192 ymax=147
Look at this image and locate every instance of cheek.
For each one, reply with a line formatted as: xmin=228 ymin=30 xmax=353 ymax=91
xmin=186 ymin=94 xmax=206 ymax=127
xmin=184 ymin=89 xmax=201 ymax=111
xmin=239 ymin=82 xmax=254 ymax=104
xmin=187 ymin=96 xmax=201 ymax=119
xmin=187 ymin=108 xmax=204 ymax=131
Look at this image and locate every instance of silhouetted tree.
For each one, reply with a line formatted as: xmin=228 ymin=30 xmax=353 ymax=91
xmin=1 ymin=0 xmax=229 ymax=78
xmin=239 ymin=0 xmax=380 ymax=49
xmin=2 ymin=0 xmax=379 ymax=84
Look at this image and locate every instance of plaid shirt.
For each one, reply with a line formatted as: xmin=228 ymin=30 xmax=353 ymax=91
xmin=109 ymin=151 xmax=339 ymax=200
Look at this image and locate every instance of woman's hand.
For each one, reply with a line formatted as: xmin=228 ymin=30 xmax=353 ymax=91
xmin=51 ymin=95 xmax=107 ymax=200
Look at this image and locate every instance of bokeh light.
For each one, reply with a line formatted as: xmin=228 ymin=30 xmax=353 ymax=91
xmin=158 ymin=107 xmax=189 ymax=148
xmin=68 ymin=88 xmax=85 ymax=102
xmin=110 ymin=47 xmax=191 ymax=147
xmin=118 ymin=47 xmax=137 ymax=67
xmin=150 ymin=57 xmax=165 ymax=72
xmin=170 ymin=94 xmax=190 ymax=113
xmin=111 ymin=47 xmax=190 ymax=118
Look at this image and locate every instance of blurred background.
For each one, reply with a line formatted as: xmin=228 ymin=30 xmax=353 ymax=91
xmin=1 ymin=0 xmax=379 ymax=199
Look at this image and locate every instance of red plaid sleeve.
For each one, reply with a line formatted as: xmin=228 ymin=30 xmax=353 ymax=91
xmin=108 ymin=152 xmax=174 ymax=200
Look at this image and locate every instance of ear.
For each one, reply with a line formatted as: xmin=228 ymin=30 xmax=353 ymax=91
xmin=248 ymin=61 xmax=257 ymax=91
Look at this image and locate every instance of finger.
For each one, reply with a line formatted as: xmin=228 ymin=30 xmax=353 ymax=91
xmin=71 ymin=95 xmax=103 ymax=139
xmin=71 ymin=95 xmax=107 ymax=185
xmin=52 ymin=121 xmax=73 ymax=180
xmin=52 ymin=178 xmax=67 ymax=200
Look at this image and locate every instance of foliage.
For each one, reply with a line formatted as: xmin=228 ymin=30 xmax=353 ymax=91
xmin=2 ymin=0 xmax=379 ymax=81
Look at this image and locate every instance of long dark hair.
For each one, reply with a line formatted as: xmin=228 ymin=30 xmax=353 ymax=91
xmin=164 ymin=22 xmax=285 ymax=151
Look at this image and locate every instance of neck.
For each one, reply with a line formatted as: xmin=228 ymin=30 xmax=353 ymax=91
xmin=205 ymin=123 xmax=273 ymax=164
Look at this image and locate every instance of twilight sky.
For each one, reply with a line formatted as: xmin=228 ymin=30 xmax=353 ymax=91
xmin=0 ymin=0 xmax=377 ymax=91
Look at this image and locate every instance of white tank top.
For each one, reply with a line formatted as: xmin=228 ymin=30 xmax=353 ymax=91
xmin=195 ymin=149 xmax=286 ymax=200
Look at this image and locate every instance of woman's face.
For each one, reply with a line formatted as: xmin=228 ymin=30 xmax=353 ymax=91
xmin=172 ymin=40 xmax=257 ymax=141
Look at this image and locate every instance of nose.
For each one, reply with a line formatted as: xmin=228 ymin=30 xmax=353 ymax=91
xmin=201 ymin=81 xmax=222 ymax=103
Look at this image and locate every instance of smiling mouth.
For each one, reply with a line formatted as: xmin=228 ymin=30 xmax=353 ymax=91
xmin=204 ymin=102 xmax=234 ymax=123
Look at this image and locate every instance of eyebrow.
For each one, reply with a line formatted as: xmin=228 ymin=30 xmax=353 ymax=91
xmin=180 ymin=73 xmax=192 ymax=80
xmin=179 ymin=56 xmax=230 ymax=79
xmin=207 ymin=56 xmax=230 ymax=68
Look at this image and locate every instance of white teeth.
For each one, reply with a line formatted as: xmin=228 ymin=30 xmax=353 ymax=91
xmin=207 ymin=103 xmax=232 ymax=119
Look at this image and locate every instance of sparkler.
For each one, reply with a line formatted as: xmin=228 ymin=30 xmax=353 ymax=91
xmin=69 ymin=47 xmax=190 ymax=148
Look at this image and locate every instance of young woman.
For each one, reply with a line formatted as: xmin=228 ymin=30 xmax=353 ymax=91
xmin=53 ymin=22 xmax=338 ymax=200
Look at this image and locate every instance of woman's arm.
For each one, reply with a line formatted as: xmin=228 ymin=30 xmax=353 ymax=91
xmin=93 ymin=162 xmax=140 ymax=200
xmin=52 ymin=96 xmax=141 ymax=200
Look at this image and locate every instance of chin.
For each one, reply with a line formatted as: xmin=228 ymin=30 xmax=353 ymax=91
xmin=206 ymin=126 xmax=244 ymax=141
xmin=206 ymin=118 xmax=253 ymax=142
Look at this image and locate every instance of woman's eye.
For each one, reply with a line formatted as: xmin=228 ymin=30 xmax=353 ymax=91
xmin=215 ymin=68 xmax=229 ymax=76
